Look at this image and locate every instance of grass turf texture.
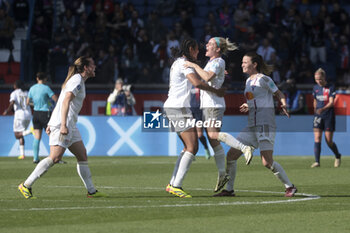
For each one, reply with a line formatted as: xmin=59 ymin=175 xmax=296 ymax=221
xmin=0 ymin=156 xmax=349 ymax=233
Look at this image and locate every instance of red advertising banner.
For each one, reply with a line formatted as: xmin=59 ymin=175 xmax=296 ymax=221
xmin=334 ymin=94 xmax=350 ymax=115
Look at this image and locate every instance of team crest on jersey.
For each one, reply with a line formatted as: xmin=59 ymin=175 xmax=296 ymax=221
xmin=269 ymin=81 xmax=275 ymax=89
xmin=77 ymin=85 xmax=81 ymax=90
xmin=245 ymin=92 xmax=254 ymax=100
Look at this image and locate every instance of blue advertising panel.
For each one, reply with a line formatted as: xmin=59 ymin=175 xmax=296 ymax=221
xmin=0 ymin=115 xmax=348 ymax=157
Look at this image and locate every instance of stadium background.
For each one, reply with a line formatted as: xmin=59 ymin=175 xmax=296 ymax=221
xmin=1 ymin=0 xmax=350 ymax=156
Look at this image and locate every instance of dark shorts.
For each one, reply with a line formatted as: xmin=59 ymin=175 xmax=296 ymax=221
xmin=191 ymin=107 xmax=203 ymax=121
xmin=313 ymin=115 xmax=335 ymax=131
xmin=33 ymin=111 xmax=51 ymax=130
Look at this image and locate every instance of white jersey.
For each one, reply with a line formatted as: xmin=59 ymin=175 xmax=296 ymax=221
xmin=48 ymin=74 xmax=85 ymax=129
xmin=200 ymin=57 xmax=225 ymax=108
xmin=164 ymin=57 xmax=195 ymax=108
xmin=9 ymin=89 xmax=32 ymax=120
xmin=244 ymin=74 xmax=278 ymax=127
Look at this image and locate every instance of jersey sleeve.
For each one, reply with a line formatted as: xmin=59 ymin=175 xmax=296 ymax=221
xmin=312 ymin=86 xmax=317 ymax=99
xmin=183 ymin=66 xmax=195 ymax=77
xmin=329 ymin=85 xmax=336 ymax=98
xmin=65 ymin=75 xmax=82 ymax=97
xmin=261 ymin=75 xmax=278 ymax=93
xmin=207 ymin=59 xmax=224 ymax=75
xmin=46 ymin=86 xmax=55 ymax=98
xmin=9 ymin=91 xmax=15 ymax=102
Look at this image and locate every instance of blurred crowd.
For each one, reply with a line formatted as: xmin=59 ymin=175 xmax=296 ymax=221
xmin=1 ymin=0 xmax=350 ymax=89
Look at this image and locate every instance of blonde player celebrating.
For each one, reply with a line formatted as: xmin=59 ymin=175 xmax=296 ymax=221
xmin=185 ymin=37 xmax=253 ymax=193
xmin=214 ymin=52 xmax=297 ymax=197
xmin=3 ymin=80 xmax=33 ymax=159
xmin=18 ymin=56 xmax=107 ymax=199
xmin=164 ymin=38 xmax=226 ymax=198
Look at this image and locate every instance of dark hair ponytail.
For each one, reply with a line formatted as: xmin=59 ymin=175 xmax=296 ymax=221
xmin=171 ymin=38 xmax=198 ymax=63
xmin=244 ymin=51 xmax=274 ymax=75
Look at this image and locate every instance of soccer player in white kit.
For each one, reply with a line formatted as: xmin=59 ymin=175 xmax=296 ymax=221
xmin=185 ymin=37 xmax=253 ymax=193
xmin=214 ymin=52 xmax=297 ymax=197
xmin=18 ymin=56 xmax=107 ymax=199
xmin=3 ymin=80 xmax=33 ymax=159
xmin=164 ymin=38 xmax=226 ymax=198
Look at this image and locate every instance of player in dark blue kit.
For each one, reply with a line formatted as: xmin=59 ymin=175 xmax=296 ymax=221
xmin=311 ymin=68 xmax=341 ymax=168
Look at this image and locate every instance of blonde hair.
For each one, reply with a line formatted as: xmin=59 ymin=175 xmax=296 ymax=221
xmin=244 ymin=51 xmax=274 ymax=75
xmin=214 ymin=37 xmax=238 ymax=55
xmin=315 ymin=68 xmax=326 ymax=78
xmin=62 ymin=56 xmax=91 ymax=89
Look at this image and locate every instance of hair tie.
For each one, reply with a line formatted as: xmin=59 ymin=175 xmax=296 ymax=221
xmin=214 ymin=37 xmax=220 ymax=47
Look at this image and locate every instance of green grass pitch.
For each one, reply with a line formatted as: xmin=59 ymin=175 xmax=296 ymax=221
xmin=0 ymin=156 xmax=349 ymax=233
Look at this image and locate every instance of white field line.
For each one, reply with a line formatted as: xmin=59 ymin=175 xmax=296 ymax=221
xmin=2 ymin=185 xmax=320 ymax=211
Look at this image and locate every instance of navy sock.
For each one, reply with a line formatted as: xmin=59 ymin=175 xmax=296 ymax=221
xmin=314 ymin=142 xmax=321 ymax=163
xmin=199 ymin=135 xmax=208 ymax=149
xmin=328 ymin=142 xmax=341 ymax=159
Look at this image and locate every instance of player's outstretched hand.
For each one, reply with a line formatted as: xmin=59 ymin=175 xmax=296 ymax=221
xmin=240 ymin=103 xmax=249 ymax=113
xmin=281 ymin=104 xmax=290 ymax=118
xmin=46 ymin=126 xmax=51 ymax=135
xmin=184 ymin=61 xmax=195 ymax=68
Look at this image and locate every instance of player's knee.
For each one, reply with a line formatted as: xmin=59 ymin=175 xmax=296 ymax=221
xmin=314 ymin=134 xmax=322 ymax=142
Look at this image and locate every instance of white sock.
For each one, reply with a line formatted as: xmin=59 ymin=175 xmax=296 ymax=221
xmin=77 ymin=161 xmax=96 ymax=194
xmin=19 ymin=145 xmax=24 ymax=156
xmin=226 ymin=160 xmax=237 ymax=191
xmin=170 ymin=150 xmax=185 ymax=186
xmin=213 ymin=144 xmax=226 ymax=175
xmin=24 ymin=157 xmax=54 ymax=188
xmin=270 ymin=161 xmax=293 ymax=188
xmin=23 ymin=129 xmax=31 ymax=136
xmin=218 ymin=132 xmax=246 ymax=151
xmin=172 ymin=151 xmax=195 ymax=188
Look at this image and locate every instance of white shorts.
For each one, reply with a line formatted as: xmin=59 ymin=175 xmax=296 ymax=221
xmin=202 ymin=107 xmax=225 ymax=122
xmin=164 ymin=107 xmax=193 ymax=133
xmin=13 ymin=118 xmax=30 ymax=132
xmin=237 ymin=125 xmax=276 ymax=151
xmin=49 ymin=126 xmax=82 ymax=148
